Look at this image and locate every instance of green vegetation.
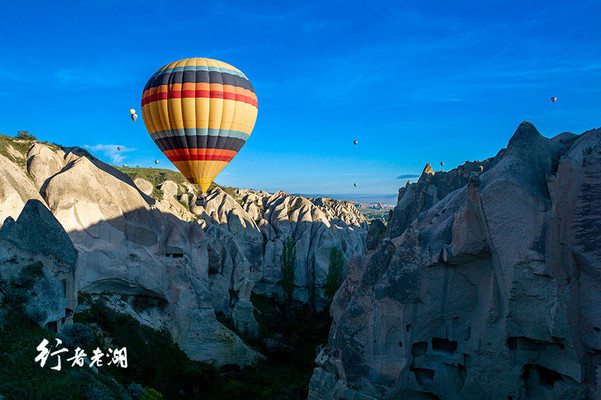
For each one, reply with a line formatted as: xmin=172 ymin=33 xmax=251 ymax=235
xmin=325 ymin=247 xmax=345 ymax=300
xmin=17 ymin=130 xmax=37 ymax=141
xmin=281 ymin=236 xmax=296 ymax=303
xmin=355 ymin=204 xmax=391 ymax=224
xmin=249 ymin=293 xmax=332 ymax=399
xmin=75 ymin=296 xmax=219 ymax=399
xmin=116 ymin=165 xmax=242 ymax=205
xmin=116 ymin=166 xmax=191 ymax=196
xmin=0 ymin=132 xmax=61 ymax=167
xmin=74 ymin=293 xmax=330 ymax=400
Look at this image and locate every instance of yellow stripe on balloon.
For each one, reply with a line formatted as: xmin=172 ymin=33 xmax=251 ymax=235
xmin=172 ymin=160 xmax=230 ymax=192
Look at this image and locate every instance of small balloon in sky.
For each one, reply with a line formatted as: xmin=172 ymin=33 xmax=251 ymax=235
xmin=353 ymin=140 xmax=358 ymax=145
xmin=117 ymin=146 xmax=122 ymax=151
xmin=440 ymin=161 xmax=444 ymax=166
xmin=122 ymin=164 xmax=127 ymax=168
xmin=354 ymin=183 xmax=358 ymax=187
xmin=155 ymin=160 xmax=159 ymax=165
xmin=129 ymin=109 xmax=136 ymax=115
xmin=131 ymin=114 xmax=138 ymax=122
xmin=551 ymin=96 xmax=557 ymax=102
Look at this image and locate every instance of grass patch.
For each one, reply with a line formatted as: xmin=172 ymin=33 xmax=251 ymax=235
xmin=355 ymin=205 xmax=391 ymax=224
xmin=117 ymin=167 xmax=191 ymax=188
xmin=113 ymin=164 xmax=248 ymax=208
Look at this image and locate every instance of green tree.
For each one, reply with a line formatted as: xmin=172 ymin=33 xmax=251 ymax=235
xmin=325 ymin=247 xmax=345 ymax=300
xmin=281 ymin=236 xmax=296 ymax=303
xmin=141 ymin=387 xmax=164 ymax=400
xmin=16 ymin=130 xmax=37 ymax=140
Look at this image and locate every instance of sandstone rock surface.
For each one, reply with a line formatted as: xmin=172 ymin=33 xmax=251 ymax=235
xmin=309 ymin=122 xmax=601 ymax=400
xmin=0 ymin=199 xmax=77 ymax=329
xmin=0 ymin=136 xmax=368 ymax=366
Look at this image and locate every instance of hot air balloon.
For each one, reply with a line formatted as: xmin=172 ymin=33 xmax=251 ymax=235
xmin=131 ymin=114 xmax=138 ymax=122
xmin=141 ymin=58 xmax=258 ymax=194
xmin=117 ymin=146 xmax=122 ymax=151
xmin=122 ymin=164 xmax=127 ymax=168
xmin=155 ymin=160 xmax=159 ymax=165
xmin=129 ymin=109 xmax=136 ymax=115
xmin=353 ymin=140 xmax=358 ymax=145
xmin=551 ymin=96 xmax=557 ymax=102
xmin=440 ymin=162 xmax=444 ymax=166
xmin=354 ymin=183 xmax=358 ymax=187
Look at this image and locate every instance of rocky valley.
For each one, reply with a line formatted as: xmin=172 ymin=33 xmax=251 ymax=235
xmin=1 ymin=121 xmax=600 ymax=399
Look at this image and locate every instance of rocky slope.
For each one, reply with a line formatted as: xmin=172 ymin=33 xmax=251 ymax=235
xmin=0 ymin=199 xmax=77 ymax=330
xmin=309 ymin=122 xmax=601 ymax=399
xmin=0 ymin=135 xmax=367 ymax=366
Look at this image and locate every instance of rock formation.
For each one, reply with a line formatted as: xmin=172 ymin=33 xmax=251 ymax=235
xmin=194 ymin=188 xmax=367 ymax=311
xmin=0 ymin=199 xmax=77 ymax=330
xmin=309 ymin=122 xmax=601 ymax=399
xmin=0 ymin=137 xmax=368 ymax=366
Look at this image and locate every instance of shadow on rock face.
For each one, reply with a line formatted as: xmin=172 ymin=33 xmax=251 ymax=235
xmin=309 ymin=123 xmax=601 ymax=399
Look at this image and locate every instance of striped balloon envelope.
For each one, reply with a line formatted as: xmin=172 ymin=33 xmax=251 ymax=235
xmin=141 ymin=58 xmax=258 ymax=193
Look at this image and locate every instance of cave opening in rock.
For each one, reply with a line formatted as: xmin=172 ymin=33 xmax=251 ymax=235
xmin=522 ymin=364 xmax=563 ymax=388
xmin=411 ymin=341 xmax=428 ymax=356
xmin=431 ymin=337 xmax=457 ymax=353
xmin=411 ymin=367 xmax=435 ymax=385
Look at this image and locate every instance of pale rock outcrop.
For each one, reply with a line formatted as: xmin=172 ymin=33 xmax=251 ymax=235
xmin=309 ymin=122 xmax=600 ymax=399
xmin=311 ymin=197 xmax=368 ymax=228
xmin=25 ymin=146 xmax=261 ymax=366
xmin=26 ymin=143 xmax=65 ymax=189
xmin=0 ymin=153 xmax=44 ymax=227
xmin=160 ymin=180 xmax=178 ymax=199
xmin=155 ymin=180 xmax=194 ymax=221
xmin=181 ymin=187 xmax=368 ymax=312
xmin=0 ymin=199 xmax=77 ymax=329
xmin=134 ymin=178 xmax=154 ymax=196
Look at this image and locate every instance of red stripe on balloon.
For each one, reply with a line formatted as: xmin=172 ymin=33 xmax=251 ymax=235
xmin=163 ymin=148 xmax=237 ymax=162
xmin=142 ymin=90 xmax=258 ymax=107
xmin=166 ymin=154 xmax=235 ymax=162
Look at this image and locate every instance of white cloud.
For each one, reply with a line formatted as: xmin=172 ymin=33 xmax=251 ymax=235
xmin=83 ymin=144 xmax=137 ymax=165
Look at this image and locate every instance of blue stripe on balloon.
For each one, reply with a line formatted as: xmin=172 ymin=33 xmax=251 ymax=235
xmin=151 ymin=128 xmax=250 ymax=141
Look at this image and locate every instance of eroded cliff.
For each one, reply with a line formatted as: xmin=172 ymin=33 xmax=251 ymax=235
xmin=309 ymin=122 xmax=601 ymax=400
xmin=0 ymin=136 xmax=367 ymax=367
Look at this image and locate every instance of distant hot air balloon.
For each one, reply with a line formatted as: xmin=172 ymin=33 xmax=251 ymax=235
xmin=155 ymin=160 xmax=159 ymax=165
xmin=354 ymin=183 xmax=358 ymax=187
xmin=353 ymin=140 xmax=358 ymax=145
xmin=122 ymin=164 xmax=127 ymax=168
xmin=131 ymin=114 xmax=138 ymax=122
xmin=117 ymin=146 xmax=122 ymax=151
xmin=551 ymin=96 xmax=557 ymax=102
xmin=129 ymin=109 xmax=136 ymax=115
xmin=141 ymin=58 xmax=258 ymax=194
xmin=440 ymin=162 xmax=444 ymax=166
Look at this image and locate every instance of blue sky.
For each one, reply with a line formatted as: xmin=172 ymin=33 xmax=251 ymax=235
xmin=0 ymin=0 xmax=600 ymax=199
